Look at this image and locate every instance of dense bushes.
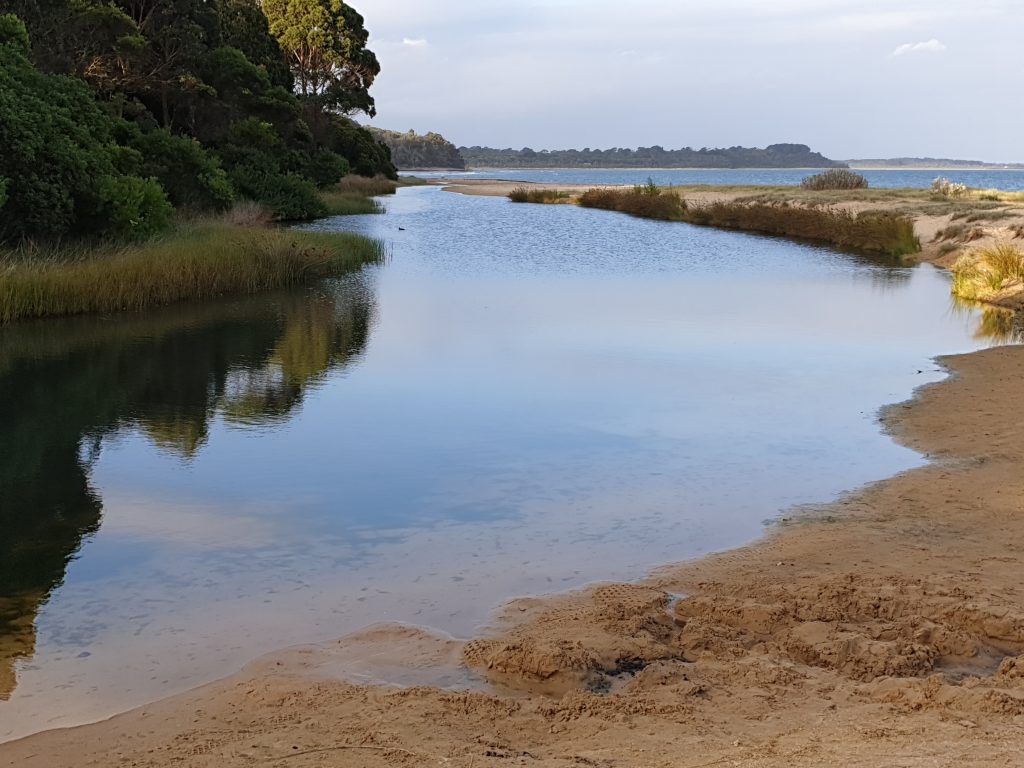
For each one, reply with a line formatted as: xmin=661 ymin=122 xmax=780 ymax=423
xmin=0 ymin=15 xmax=173 ymax=241
xmin=801 ymin=169 xmax=869 ymax=191
xmin=0 ymin=2 xmax=396 ymax=244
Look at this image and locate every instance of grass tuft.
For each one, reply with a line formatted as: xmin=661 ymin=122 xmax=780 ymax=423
xmin=683 ymin=202 xmax=919 ymax=257
xmin=578 ymin=183 xmax=685 ymax=220
xmin=951 ymin=243 xmax=1024 ymax=302
xmin=508 ymin=187 xmax=573 ymax=204
xmin=319 ymin=191 xmax=384 ymax=216
xmin=800 ymin=169 xmax=869 ymax=191
xmin=333 ymin=175 xmax=398 ymax=196
xmin=0 ymin=223 xmax=385 ymax=323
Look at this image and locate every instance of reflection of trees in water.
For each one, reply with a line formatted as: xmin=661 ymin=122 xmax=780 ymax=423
xmin=949 ymin=297 xmax=1024 ymax=345
xmin=0 ymin=277 xmax=375 ymax=698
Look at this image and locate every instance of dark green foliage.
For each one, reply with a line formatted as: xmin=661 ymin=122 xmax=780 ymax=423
xmin=462 ymin=143 xmax=846 ymax=169
xmin=263 ymin=0 xmax=379 ymax=117
xmin=217 ymin=0 xmax=293 ymax=89
xmin=228 ymin=166 xmax=326 ymax=221
xmin=123 ymin=126 xmax=235 ymax=211
xmin=801 ymin=169 xmax=869 ymax=191
xmin=0 ymin=14 xmax=172 ymax=241
xmin=3 ymin=1 xmax=392 ymax=237
xmin=370 ymin=128 xmax=465 ymax=170
xmin=96 ymin=175 xmax=175 ymax=239
xmin=325 ymin=118 xmax=397 ymax=179
xmin=303 ymin=148 xmax=351 ymax=189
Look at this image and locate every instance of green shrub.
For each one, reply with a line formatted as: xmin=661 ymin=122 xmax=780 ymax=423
xmin=126 ymin=128 xmax=235 ymax=211
xmin=801 ymin=169 xmax=869 ymax=190
xmin=0 ymin=14 xmax=173 ymax=241
xmin=228 ymin=166 xmax=326 ymax=221
xmin=303 ymin=149 xmax=351 ymax=189
xmin=96 ymin=176 xmax=175 ymax=239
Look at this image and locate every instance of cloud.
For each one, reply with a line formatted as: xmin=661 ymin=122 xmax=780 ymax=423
xmin=891 ymin=39 xmax=947 ymax=56
xmin=402 ymin=37 xmax=428 ymax=47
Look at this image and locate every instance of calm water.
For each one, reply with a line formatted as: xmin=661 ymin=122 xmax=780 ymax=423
xmin=0 ymin=186 xmax=1008 ymax=740
xmin=411 ymin=168 xmax=1024 ymax=191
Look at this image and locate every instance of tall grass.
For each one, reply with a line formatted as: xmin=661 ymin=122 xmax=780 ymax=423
xmin=508 ymin=187 xmax=573 ymax=204
xmin=333 ymin=175 xmax=398 ymax=196
xmin=578 ymin=184 xmax=685 ymax=220
xmin=951 ymin=243 xmax=1024 ymax=302
xmin=570 ymin=187 xmax=919 ymax=256
xmin=319 ymin=191 xmax=384 ymax=216
xmin=683 ymin=202 xmax=920 ymax=257
xmin=801 ymin=169 xmax=869 ymax=190
xmin=0 ymin=223 xmax=385 ymax=323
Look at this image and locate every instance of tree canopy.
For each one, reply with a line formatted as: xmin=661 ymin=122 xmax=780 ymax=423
xmin=0 ymin=0 xmax=395 ymax=242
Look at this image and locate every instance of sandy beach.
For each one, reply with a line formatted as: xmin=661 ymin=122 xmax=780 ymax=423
xmin=2 ymin=330 xmax=1023 ymax=766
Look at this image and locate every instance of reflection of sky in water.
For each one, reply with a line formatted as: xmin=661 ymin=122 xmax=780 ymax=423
xmin=0 ymin=187 xmax=1000 ymax=740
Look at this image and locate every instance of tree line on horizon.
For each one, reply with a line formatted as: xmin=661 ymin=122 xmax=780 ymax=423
xmin=458 ymin=143 xmax=846 ymax=170
xmin=0 ymin=0 xmax=396 ymax=243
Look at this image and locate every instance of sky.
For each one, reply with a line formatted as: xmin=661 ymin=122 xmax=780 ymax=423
xmin=360 ymin=0 xmax=1024 ymax=162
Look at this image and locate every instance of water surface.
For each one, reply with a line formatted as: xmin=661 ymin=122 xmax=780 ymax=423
xmin=411 ymin=168 xmax=1024 ymax=191
xmin=0 ymin=186 xmax=1002 ymax=740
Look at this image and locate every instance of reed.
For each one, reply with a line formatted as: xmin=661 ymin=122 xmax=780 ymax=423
xmin=578 ymin=185 xmax=685 ymax=220
xmin=319 ymin=191 xmax=384 ymax=216
xmin=951 ymin=243 xmax=1024 ymax=302
xmin=508 ymin=187 xmax=573 ymax=204
xmin=800 ymin=169 xmax=869 ymax=190
xmin=0 ymin=223 xmax=385 ymax=323
xmin=333 ymin=175 xmax=399 ymax=196
xmin=681 ymin=201 xmax=920 ymax=257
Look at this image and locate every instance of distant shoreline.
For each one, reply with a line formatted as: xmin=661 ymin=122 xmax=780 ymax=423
xmin=399 ymin=166 xmax=1024 ymax=173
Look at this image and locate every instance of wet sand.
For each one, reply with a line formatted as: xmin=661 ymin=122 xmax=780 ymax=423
xmin=2 ymin=343 xmax=1023 ymax=766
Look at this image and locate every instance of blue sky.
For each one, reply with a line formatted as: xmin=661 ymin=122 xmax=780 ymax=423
xmin=361 ymin=0 xmax=1023 ymax=161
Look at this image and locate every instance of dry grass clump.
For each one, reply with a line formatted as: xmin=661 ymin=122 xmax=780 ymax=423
xmin=800 ymin=169 xmax=869 ymax=191
xmin=508 ymin=187 xmax=572 ymax=204
xmin=578 ymin=182 xmax=686 ymax=220
xmin=222 ymin=200 xmax=274 ymax=227
xmin=0 ymin=224 xmax=385 ymax=323
xmin=951 ymin=243 xmax=1024 ymax=302
xmin=932 ymin=177 xmax=969 ymax=199
xmin=333 ymin=175 xmax=398 ymax=196
xmin=683 ymin=202 xmax=920 ymax=257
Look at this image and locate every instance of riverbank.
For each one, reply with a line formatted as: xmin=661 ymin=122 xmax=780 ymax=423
xmin=2 ymin=342 xmax=1023 ymax=766
xmin=0 ymin=221 xmax=385 ymax=323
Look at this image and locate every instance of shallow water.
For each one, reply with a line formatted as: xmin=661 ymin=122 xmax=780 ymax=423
xmin=412 ymin=167 xmax=1024 ymax=191
xmin=0 ymin=187 xmax=1003 ymax=740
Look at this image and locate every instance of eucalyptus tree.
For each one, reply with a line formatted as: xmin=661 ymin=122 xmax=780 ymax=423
xmin=262 ymin=0 xmax=379 ymax=117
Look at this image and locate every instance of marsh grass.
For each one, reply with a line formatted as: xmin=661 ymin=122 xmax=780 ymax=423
xmin=800 ymin=169 xmax=869 ymax=190
xmin=508 ymin=187 xmax=573 ymax=204
xmin=333 ymin=175 xmax=399 ymax=196
xmin=578 ymin=185 xmax=685 ymax=220
xmin=0 ymin=223 xmax=385 ymax=323
xmin=683 ymin=202 xmax=920 ymax=257
xmin=951 ymin=243 xmax=1024 ymax=302
xmin=319 ymin=191 xmax=384 ymax=216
